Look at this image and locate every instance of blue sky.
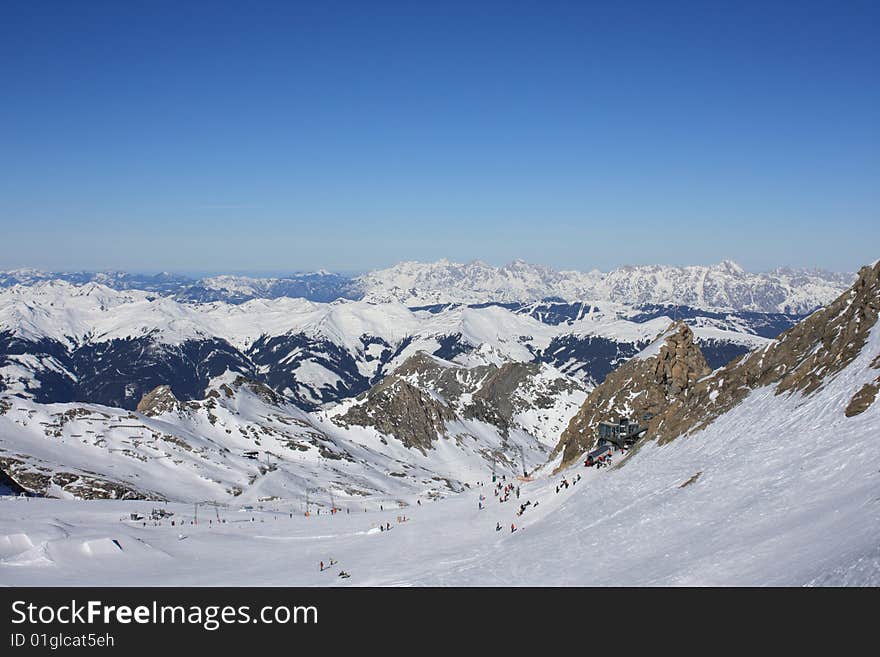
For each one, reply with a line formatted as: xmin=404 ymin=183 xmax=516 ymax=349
xmin=1 ymin=0 xmax=877 ymax=274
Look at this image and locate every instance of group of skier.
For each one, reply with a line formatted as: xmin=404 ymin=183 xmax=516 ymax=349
xmin=494 ymin=480 xmax=518 ymax=503
xmin=555 ymin=474 xmax=581 ymax=494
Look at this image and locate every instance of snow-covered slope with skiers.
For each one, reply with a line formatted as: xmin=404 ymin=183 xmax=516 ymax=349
xmin=0 ymin=259 xmax=877 ymax=585
xmin=1 ymin=300 xmax=877 ymax=584
xmin=0 ymin=366 xmax=560 ymax=503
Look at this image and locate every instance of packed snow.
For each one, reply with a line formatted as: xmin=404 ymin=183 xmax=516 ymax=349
xmin=2 ymin=320 xmax=877 ymax=585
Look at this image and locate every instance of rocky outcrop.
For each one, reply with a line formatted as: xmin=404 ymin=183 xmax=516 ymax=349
xmin=335 ymin=351 xmax=586 ymax=453
xmin=0 ymin=455 xmax=163 ymax=500
xmin=465 ymin=361 xmax=582 ymax=435
xmin=650 ymin=260 xmax=880 ymax=444
xmin=846 ymin=377 xmax=879 ymax=417
xmin=553 ymin=261 xmax=880 ymax=467
xmin=136 ymin=385 xmax=181 ymax=416
xmin=335 ymin=377 xmax=456 ymax=453
xmin=552 ymin=322 xmax=710 ymax=467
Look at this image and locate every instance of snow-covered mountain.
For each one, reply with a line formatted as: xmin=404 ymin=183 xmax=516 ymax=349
xmin=0 ymin=260 xmax=877 ymax=585
xmin=0 ymin=269 xmax=359 ymax=304
xmin=0 ymin=269 xmax=192 ymax=295
xmin=1 ymin=259 xmax=851 ymax=312
xmin=0 ymin=361 xmax=581 ymax=503
xmin=357 ymin=259 xmax=852 ymax=313
xmin=0 ymin=281 xmax=772 ymax=411
xmin=553 ymin=258 xmax=880 ymax=469
xmin=330 ymin=352 xmax=587 ymax=455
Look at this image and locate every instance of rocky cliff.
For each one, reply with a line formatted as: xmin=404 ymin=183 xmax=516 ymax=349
xmin=551 ymin=321 xmax=710 ymax=467
xmin=334 ymin=351 xmax=587 ymax=455
xmin=651 ymin=260 xmax=880 ymax=444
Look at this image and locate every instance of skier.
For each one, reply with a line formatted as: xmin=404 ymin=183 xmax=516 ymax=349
xmin=510 ymin=523 xmax=516 ymax=533
xmin=320 ymin=561 xmax=324 ymax=571
xmin=496 ymin=522 xmax=502 ymax=531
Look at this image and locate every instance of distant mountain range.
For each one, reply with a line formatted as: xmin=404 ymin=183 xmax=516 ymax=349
xmin=0 ymin=259 xmax=853 ymax=313
xmin=0 ymin=259 xmax=876 ymax=507
xmin=0 ymin=279 xmax=781 ymax=414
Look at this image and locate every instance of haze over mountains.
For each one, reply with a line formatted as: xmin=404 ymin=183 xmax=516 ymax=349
xmin=1 ymin=258 xmax=851 ymax=312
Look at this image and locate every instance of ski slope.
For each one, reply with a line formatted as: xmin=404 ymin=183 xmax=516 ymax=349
xmin=1 ymin=272 xmax=876 ymax=587
xmin=2 ymin=320 xmax=877 ymax=586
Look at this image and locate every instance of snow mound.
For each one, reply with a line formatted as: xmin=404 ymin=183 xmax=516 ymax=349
xmin=1 ymin=541 xmax=53 ymax=567
xmin=81 ymin=538 xmax=124 ymax=557
xmin=0 ymin=532 xmax=35 ymax=558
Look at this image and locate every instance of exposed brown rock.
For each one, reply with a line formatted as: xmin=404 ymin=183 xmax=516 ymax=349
xmin=0 ymin=455 xmax=162 ymax=500
xmin=651 ymin=260 xmax=880 ymax=444
xmin=336 ymin=377 xmax=455 ymax=453
xmin=552 ymin=321 xmax=710 ymax=467
xmin=136 ymin=385 xmax=181 ymax=417
xmin=845 ymin=377 xmax=880 ymax=417
xmin=335 ymin=351 xmax=584 ymax=453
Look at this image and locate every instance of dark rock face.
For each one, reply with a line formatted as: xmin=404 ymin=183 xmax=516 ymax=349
xmin=552 ymin=322 xmax=711 ymax=467
xmin=247 ymin=333 xmax=415 ymax=410
xmin=0 ymin=463 xmax=29 ymax=495
xmin=71 ymin=337 xmax=255 ymax=409
xmin=432 ymin=333 xmax=474 ymax=361
xmin=627 ymin=306 xmax=805 ymax=338
xmin=0 ymin=333 xmax=255 ymax=410
xmin=534 ymin=335 xmax=648 ymax=385
xmin=693 ymin=339 xmax=752 ymax=371
xmin=0 ymin=331 xmax=77 ymax=401
xmin=846 ymin=377 xmax=879 ymax=417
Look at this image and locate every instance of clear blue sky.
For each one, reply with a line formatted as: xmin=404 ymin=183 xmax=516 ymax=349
xmin=1 ymin=0 xmax=877 ymax=274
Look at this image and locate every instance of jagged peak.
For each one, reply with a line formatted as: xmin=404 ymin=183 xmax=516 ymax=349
xmin=136 ymin=385 xmax=181 ymax=417
xmin=552 ymin=318 xmax=710 ymax=467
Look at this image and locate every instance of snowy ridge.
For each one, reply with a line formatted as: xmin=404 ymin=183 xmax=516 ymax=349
xmin=356 ymin=259 xmax=851 ymax=313
xmin=1 ymin=258 xmax=851 ymax=313
xmin=1 ymin=317 xmax=876 ymax=583
xmin=0 ymin=261 xmax=877 ymax=585
xmin=0 ymin=375 xmax=537 ymax=504
xmin=0 ymin=282 xmax=771 ymax=353
xmin=0 ymin=280 xmax=774 ymax=411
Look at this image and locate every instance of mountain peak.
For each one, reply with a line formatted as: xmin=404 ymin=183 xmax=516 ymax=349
xmin=716 ymin=259 xmax=745 ymax=275
xmin=136 ymin=385 xmax=181 ymax=417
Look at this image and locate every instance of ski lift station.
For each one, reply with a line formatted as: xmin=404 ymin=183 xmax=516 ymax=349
xmin=596 ymin=416 xmax=648 ymax=449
